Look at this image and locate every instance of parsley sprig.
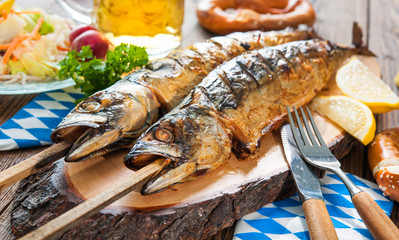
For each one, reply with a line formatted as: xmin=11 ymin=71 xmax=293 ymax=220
xmin=58 ymin=44 xmax=148 ymax=101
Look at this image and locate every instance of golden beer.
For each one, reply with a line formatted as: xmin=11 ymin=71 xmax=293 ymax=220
xmin=93 ymin=0 xmax=184 ymax=58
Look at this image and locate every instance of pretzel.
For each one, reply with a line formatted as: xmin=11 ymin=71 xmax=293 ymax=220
xmin=196 ymin=0 xmax=316 ymax=35
xmin=368 ymin=128 xmax=399 ymax=202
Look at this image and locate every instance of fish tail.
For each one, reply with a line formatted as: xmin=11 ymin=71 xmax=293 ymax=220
xmin=352 ymin=22 xmax=376 ymax=56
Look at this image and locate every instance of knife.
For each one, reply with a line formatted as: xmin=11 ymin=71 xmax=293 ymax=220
xmin=281 ymin=124 xmax=338 ymax=240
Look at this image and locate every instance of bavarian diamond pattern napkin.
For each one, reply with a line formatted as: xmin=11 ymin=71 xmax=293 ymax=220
xmin=0 ymin=87 xmax=83 ymax=150
xmin=234 ymin=172 xmax=394 ymax=240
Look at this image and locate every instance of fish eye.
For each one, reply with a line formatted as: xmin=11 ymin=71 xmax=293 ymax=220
xmin=77 ymin=101 xmax=102 ymax=113
xmin=154 ymin=128 xmax=174 ymax=143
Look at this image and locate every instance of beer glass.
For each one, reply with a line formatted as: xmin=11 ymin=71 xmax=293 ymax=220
xmin=57 ymin=0 xmax=184 ymax=58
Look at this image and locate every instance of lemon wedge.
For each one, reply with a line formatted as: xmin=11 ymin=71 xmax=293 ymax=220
xmin=336 ymin=57 xmax=399 ymax=113
xmin=0 ymin=0 xmax=14 ymax=12
xmin=395 ymin=72 xmax=399 ymax=88
xmin=310 ymin=95 xmax=376 ymax=145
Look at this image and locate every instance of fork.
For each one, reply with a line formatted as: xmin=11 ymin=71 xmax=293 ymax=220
xmin=287 ymin=106 xmax=399 ymax=240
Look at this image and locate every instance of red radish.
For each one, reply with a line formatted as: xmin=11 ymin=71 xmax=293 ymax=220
xmin=69 ymin=25 xmax=98 ymax=43
xmin=71 ymin=30 xmax=109 ymax=59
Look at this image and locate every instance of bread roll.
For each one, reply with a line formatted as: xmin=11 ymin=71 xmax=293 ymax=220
xmin=368 ymin=128 xmax=399 ymax=202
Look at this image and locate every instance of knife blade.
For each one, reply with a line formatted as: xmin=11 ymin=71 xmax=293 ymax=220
xmin=281 ymin=124 xmax=338 ymax=240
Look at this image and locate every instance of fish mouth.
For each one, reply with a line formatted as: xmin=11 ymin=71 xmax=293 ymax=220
xmin=51 ymin=116 xmax=110 ymax=162
xmin=58 ymin=113 xmax=151 ymax=162
xmin=64 ymin=126 xmax=122 ymax=162
xmin=50 ymin=118 xmax=104 ymax=143
xmin=64 ymin=121 xmax=153 ymax=162
xmin=54 ymin=90 xmax=158 ymax=162
xmin=124 ymin=143 xmax=197 ymax=195
xmin=124 ymin=141 xmax=183 ymax=170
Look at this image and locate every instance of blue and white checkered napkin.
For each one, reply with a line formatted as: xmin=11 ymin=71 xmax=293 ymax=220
xmin=0 ymin=87 xmax=83 ymax=150
xmin=234 ymin=172 xmax=394 ymax=240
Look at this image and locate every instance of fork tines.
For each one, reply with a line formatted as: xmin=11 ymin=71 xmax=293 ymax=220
xmin=286 ymin=106 xmax=327 ymax=148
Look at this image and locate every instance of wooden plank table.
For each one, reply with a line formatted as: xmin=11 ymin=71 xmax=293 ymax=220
xmin=1 ymin=0 xmax=398 ymax=239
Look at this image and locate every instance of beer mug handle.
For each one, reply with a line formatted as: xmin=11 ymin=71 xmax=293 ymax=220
xmin=55 ymin=0 xmax=92 ymax=24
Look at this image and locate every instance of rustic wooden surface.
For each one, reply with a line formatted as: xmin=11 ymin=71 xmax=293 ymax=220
xmin=0 ymin=0 xmax=398 ymax=239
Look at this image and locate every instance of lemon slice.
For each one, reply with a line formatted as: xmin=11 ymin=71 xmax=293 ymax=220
xmin=395 ymin=71 xmax=399 ymax=87
xmin=336 ymin=57 xmax=399 ymax=113
xmin=310 ymin=95 xmax=376 ymax=145
xmin=0 ymin=0 xmax=14 ymax=12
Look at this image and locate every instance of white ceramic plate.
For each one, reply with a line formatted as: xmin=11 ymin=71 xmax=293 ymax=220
xmin=0 ymin=78 xmax=75 ymax=95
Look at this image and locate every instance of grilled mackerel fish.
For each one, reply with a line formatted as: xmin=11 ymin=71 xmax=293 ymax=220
xmin=50 ymin=28 xmax=314 ymax=162
xmin=125 ymin=39 xmax=357 ymax=195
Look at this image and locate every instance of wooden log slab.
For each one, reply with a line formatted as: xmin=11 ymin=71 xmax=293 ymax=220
xmin=10 ymin=56 xmax=377 ymax=239
xmin=10 ymin=132 xmax=355 ymax=240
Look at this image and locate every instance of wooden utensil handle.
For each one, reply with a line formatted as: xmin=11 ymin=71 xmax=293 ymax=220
xmin=303 ymin=198 xmax=338 ymax=240
xmin=352 ymin=191 xmax=399 ymax=240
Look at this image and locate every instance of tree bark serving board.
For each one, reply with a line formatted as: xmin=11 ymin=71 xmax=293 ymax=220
xmin=10 ymin=131 xmax=354 ymax=239
xmin=9 ymin=56 xmax=377 ymax=239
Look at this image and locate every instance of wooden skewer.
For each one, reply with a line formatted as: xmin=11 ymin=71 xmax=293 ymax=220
xmin=0 ymin=141 xmax=72 ymax=192
xmin=18 ymin=159 xmax=163 ymax=240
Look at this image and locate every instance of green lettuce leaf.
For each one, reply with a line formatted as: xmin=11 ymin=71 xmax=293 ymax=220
xmin=22 ymin=14 xmax=54 ymax=35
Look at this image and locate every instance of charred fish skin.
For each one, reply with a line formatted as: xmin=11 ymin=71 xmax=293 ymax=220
xmin=129 ymin=102 xmax=232 ymax=194
xmin=52 ymin=76 xmax=160 ymax=162
xmin=125 ymin=39 xmax=355 ymax=195
xmin=51 ymin=28 xmax=315 ymax=162
xmin=135 ymin=28 xmax=317 ymax=112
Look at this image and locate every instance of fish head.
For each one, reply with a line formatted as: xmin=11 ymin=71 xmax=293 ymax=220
xmin=51 ymin=80 xmax=159 ymax=162
xmin=124 ymin=105 xmax=232 ymax=195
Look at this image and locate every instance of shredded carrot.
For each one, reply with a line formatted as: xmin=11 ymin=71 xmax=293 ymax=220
xmin=2 ymin=35 xmax=29 ymax=64
xmin=0 ymin=44 xmax=9 ymax=50
xmin=11 ymin=55 xmax=18 ymax=61
xmin=28 ymin=17 xmax=44 ymax=41
xmin=57 ymin=45 xmax=70 ymax=51
xmin=64 ymin=40 xmax=70 ymax=47
xmin=9 ymin=10 xmax=41 ymax=15
xmin=2 ymin=10 xmax=7 ymax=17
xmin=0 ymin=10 xmax=8 ymax=23
xmin=1 ymin=16 xmax=46 ymax=64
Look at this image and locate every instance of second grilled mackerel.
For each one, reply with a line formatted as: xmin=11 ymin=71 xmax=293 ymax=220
xmin=50 ymin=28 xmax=314 ymax=162
xmin=125 ymin=39 xmax=357 ymax=194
